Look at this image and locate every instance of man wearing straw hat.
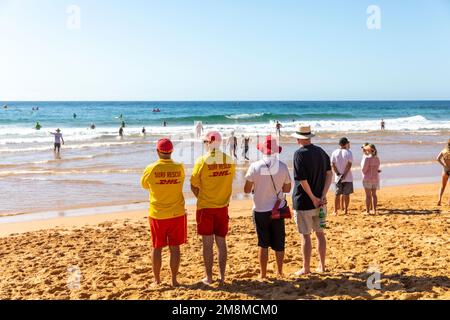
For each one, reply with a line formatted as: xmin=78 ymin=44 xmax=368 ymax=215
xmin=50 ymin=128 xmax=65 ymax=155
xmin=291 ymin=125 xmax=333 ymax=275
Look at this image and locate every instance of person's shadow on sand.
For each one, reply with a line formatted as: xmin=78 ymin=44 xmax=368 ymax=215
xmin=182 ymin=272 xmax=450 ymax=300
xmin=377 ymin=208 xmax=441 ymax=215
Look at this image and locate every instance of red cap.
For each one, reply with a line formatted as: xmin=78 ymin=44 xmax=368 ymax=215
xmin=156 ymin=138 xmax=174 ymax=154
xmin=257 ymin=135 xmax=282 ymax=155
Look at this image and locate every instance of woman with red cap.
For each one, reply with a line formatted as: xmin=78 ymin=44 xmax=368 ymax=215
xmin=244 ymin=135 xmax=292 ymax=279
xmin=141 ymin=138 xmax=186 ymax=287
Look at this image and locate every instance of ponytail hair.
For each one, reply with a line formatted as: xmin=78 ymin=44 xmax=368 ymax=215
xmin=369 ymin=144 xmax=378 ymax=157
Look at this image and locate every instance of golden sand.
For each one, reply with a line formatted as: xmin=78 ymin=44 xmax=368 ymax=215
xmin=0 ymin=183 xmax=449 ymax=300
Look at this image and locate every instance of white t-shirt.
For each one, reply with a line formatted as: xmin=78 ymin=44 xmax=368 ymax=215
xmin=52 ymin=132 xmax=63 ymax=144
xmin=330 ymin=148 xmax=354 ymax=183
xmin=245 ymin=156 xmax=292 ymax=212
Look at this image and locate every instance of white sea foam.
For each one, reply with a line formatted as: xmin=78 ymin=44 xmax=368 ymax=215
xmin=0 ymin=115 xmax=449 ymax=146
xmin=225 ymin=113 xmax=268 ymax=120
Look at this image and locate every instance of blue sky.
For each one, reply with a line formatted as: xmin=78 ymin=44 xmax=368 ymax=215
xmin=1 ymin=0 xmax=449 ymax=101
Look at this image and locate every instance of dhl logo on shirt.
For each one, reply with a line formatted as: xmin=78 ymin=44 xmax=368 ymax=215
xmin=209 ymin=170 xmax=231 ymax=177
xmin=157 ymin=179 xmax=180 ymax=185
xmin=207 ymin=164 xmax=233 ymax=178
xmin=155 ymin=171 xmax=182 ymax=184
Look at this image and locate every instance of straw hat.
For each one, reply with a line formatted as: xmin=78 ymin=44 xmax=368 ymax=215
xmin=291 ymin=125 xmax=315 ymax=139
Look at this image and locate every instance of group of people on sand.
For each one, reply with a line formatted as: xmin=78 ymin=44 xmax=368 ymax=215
xmin=141 ymin=124 xmax=346 ymax=287
xmin=330 ymin=137 xmax=381 ymax=215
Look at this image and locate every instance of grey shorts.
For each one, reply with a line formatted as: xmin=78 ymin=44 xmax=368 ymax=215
xmin=294 ymin=208 xmax=326 ymax=235
xmin=336 ymin=182 xmax=354 ymax=196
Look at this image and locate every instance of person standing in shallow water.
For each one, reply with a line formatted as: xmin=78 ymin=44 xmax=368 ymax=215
xmin=50 ymin=128 xmax=65 ymax=156
xmin=241 ymin=135 xmax=251 ymax=161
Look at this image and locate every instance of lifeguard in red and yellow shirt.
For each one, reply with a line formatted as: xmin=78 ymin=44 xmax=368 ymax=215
xmin=141 ymin=138 xmax=186 ymax=287
xmin=190 ymin=131 xmax=236 ymax=285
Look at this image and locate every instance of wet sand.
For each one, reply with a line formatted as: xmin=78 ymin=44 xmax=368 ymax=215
xmin=0 ymin=183 xmax=449 ymax=300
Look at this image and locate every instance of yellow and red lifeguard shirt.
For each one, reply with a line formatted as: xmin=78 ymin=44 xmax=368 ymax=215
xmin=190 ymin=150 xmax=236 ymax=209
xmin=141 ymin=159 xmax=185 ymax=220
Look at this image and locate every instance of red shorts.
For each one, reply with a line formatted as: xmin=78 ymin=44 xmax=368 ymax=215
xmin=196 ymin=206 xmax=229 ymax=237
xmin=149 ymin=215 xmax=187 ymax=249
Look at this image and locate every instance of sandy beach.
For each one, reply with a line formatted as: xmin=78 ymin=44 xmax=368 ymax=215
xmin=0 ymin=183 xmax=448 ymax=300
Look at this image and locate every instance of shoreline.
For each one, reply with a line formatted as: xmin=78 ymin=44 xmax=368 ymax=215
xmin=0 ymin=182 xmax=447 ymax=237
xmin=0 ymin=176 xmax=441 ymax=225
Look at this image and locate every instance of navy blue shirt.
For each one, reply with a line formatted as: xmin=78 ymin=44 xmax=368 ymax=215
xmin=292 ymin=144 xmax=331 ymax=211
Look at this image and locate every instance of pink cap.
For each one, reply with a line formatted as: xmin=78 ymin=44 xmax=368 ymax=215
xmin=203 ymin=131 xmax=222 ymax=148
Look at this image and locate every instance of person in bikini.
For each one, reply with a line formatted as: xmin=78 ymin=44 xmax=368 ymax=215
xmin=437 ymin=139 xmax=450 ymax=206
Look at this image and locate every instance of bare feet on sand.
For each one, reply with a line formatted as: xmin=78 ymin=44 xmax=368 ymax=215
xmin=201 ymin=277 xmax=214 ymax=286
xmin=171 ymin=279 xmax=180 ymax=287
xmin=294 ymin=269 xmax=310 ymax=276
xmin=316 ymin=266 xmax=327 ymax=273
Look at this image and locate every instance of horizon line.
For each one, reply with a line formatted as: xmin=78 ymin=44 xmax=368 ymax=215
xmin=2 ymin=99 xmax=450 ymax=103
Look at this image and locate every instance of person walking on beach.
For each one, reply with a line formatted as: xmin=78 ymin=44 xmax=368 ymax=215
xmin=140 ymin=139 xmax=187 ymax=287
xmin=142 ymin=127 xmax=146 ymax=136
xmin=331 ymin=137 xmax=354 ymax=215
xmin=244 ymin=136 xmax=291 ymax=279
xmin=361 ymin=143 xmax=381 ymax=214
xmin=241 ymin=135 xmax=251 ymax=161
xmin=291 ymin=125 xmax=332 ymax=275
xmin=227 ymin=131 xmax=238 ymax=159
xmin=381 ymin=119 xmax=385 ymax=131
xmin=119 ymin=126 xmax=124 ymax=138
xmin=50 ymin=128 xmax=65 ymax=155
xmin=190 ymin=131 xmax=236 ymax=285
xmin=436 ymin=139 xmax=450 ymax=206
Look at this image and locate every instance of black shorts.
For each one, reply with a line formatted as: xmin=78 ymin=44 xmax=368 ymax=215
xmin=54 ymin=143 xmax=61 ymax=149
xmin=252 ymin=211 xmax=285 ymax=252
xmin=336 ymin=182 xmax=354 ymax=195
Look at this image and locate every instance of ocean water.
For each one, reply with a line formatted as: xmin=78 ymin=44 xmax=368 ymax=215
xmin=0 ymin=101 xmax=448 ymax=216
xmin=1 ymin=101 xmax=450 ymax=145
